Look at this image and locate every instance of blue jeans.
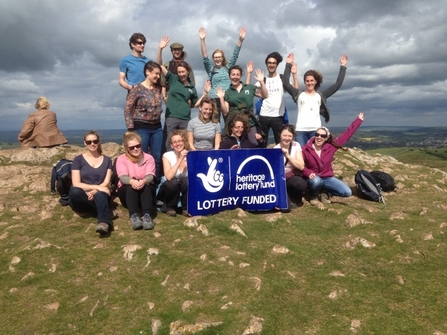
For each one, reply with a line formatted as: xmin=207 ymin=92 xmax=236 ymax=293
xmin=307 ymin=176 xmax=352 ymax=197
xmin=296 ymin=131 xmax=315 ymax=147
xmin=135 ymin=127 xmax=163 ymax=177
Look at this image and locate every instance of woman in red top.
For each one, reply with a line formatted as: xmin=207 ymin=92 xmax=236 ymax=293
xmin=302 ymin=113 xmax=364 ymax=206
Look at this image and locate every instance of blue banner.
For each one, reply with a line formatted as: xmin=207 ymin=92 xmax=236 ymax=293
xmin=187 ymin=148 xmax=287 ymax=216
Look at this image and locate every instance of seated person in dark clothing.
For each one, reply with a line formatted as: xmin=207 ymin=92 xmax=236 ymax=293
xmin=219 ymin=114 xmax=259 ymax=149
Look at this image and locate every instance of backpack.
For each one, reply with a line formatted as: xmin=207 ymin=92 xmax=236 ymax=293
xmin=370 ymin=170 xmax=396 ymax=192
xmin=255 ymin=75 xmax=289 ymax=124
xmin=50 ymin=159 xmax=73 ymax=206
xmin=355 ymin=169 xmax=386 ymax=204
xmin=210 ymin=65 xmax=228 ymax=83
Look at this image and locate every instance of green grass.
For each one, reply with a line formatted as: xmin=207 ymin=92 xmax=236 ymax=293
xmin=367 ymin=147 xmax=447 ymax=172
xmin=1 ymin=148 xmax=447 ymax=334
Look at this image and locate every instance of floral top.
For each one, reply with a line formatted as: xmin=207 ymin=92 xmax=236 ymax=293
xmin=124 ymin=83 xmax=163 ymax=129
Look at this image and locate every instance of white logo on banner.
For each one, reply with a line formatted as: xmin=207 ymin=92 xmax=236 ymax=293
xmin=197 ymin=157 xmax=224 ymax=193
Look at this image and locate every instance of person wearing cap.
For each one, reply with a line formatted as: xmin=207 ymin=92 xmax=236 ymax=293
xmin=246 ymin=52 xmax=299 ymax=146
xmin=119 ymin=33 xmax=150 ymax=92
xmin=162 ymin=41 xmax=195 ymax=99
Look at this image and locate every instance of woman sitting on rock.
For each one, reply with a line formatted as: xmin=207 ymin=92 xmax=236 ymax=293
xmin=157 ymin=130 xmax=190 ymax=217
xmin=302 ymin=113 xmax=364 ymax=206
xmin=274 ymin=124 xmax=307 ymax=211
xmin=18 ymin=96 xmax=67 ymax=148
xmin=115 ymin=132 xmax=156 ymax=230
xmin=69 ymin=130 xmax=113 ymax=235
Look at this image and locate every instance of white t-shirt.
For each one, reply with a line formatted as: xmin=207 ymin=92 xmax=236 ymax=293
xmin=296 ymin=92 xmax=321 ymax=131
xmin=274 ymin=141 xmax=302 ymax=173
xmin=255 ymin=74 xmax=285 ymax=117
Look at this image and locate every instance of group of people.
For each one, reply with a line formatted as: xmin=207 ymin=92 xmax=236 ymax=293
xmin=18 ymin=27 xmax=364 ymax=236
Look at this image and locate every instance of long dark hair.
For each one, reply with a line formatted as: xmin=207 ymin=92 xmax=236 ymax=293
xmin=303 ymin=70 xmax=323 ymax=90
xmin=316 ymin=126 xmax=348 ymax=151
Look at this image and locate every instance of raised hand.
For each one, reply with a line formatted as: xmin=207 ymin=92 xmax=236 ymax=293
xmin=239 ymin=26 xmax=246 ymax=41
xmin=253 ymin=69 xmax=265 ymax=83
xmin=340 ymin=54 xmax=348 ymax=66
xmin=246 ymin=61 xmax=254 ymax=74
xmin=291 ymin=62 xmax=298 ymax=74
xmin=215 ymin=86 xmax=225 ymax=99
xmin=286 ymin=53 xmax=294 ymax=64
xmin=159 ymin=36 xmax=170 ymax=49
xmin=204 ymin=80 xmax=211 ymax=94
xmin=357 ymin=112 xmax=364 ymax=121
xmin=199 ymin=27 xmax=206 ymax=40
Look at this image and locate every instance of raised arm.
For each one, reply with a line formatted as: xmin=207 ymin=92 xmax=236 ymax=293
xmin=216 ymin=87 xmax=229 ymax=116
xmin=199 ymin=27 xmax=208 ymax=58
xmin=254 ymin=69 xmax=268 ymax=99
xmin=157 ymin=36 xmax=170 ymax=76
xmin=237 ymin=26 xmax=246 ymax=47
xmin=282 ymin=53 xmax=300 ymax=100
xmin=194 ymin=80 xmax=211 ymax=107
xmin=320 ymin=54 xmax=348 ymax=99
xmin=291 ymin=62 xmax=299 ymax=89
xmin=245 ymin=61 xmax=254 ymax=84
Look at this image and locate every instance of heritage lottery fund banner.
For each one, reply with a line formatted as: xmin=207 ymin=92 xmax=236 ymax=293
xmin=187 ymin=149 xmax=287 ymax=216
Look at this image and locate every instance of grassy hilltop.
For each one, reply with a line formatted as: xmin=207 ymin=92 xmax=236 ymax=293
xmin=0 ymin=144 xmax=447 ymax=334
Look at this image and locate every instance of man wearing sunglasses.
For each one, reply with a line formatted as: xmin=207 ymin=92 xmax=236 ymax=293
xmin=119 ymin=33 xmax=150 ymax=92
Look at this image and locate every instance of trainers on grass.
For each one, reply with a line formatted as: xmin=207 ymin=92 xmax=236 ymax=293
xmin=130 ymin=214 xmax=143 ymax=230
xmin=142 ymin=213 xmax=154 ymax=230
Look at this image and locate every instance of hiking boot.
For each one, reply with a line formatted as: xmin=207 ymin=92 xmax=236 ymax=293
xmin=309 ymin=196 xmax=320 ymax=206
xmin=166 ymin=209 xmax=177 ymax=217
xmin=96 ymin=222 xmax=109 ymax=235
xmin=130 ymin=214 xmax=143 ymax=230
xmin=142 ymin=213 xmax=154 ymax=230
xmin=319 ymin=193 xmax=331 ymax=204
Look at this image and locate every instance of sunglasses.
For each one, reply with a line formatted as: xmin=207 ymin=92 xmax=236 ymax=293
xmin=315 ymin=133 xmax=328 ymax=139
xmin=85 ymin=139 xmax=99 ymax=145
xmin=128 ymin=144 xmax=142 ymax=150
xmin=135 ymin=41 xmax=145 ymax=45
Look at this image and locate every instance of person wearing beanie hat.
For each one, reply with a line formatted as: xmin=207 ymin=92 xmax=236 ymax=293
xmin=246 ymin=51 xmax=299 ymax=146
xmin=119 ymin=32 xmax=150 ymax=92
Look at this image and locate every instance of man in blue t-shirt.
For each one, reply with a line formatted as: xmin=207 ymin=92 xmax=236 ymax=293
xmin=119 ymin=33 xmax=150 ymax=91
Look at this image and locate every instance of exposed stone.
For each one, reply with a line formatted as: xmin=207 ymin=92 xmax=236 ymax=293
xmin=350 ymin=319 xmax=361 ymax=333
xmin=169 ymin=320 xmax=223 ymax=335
xmin=197 ymin=224 xmax=209 ymax=236
xmin=230 ymin=223 xmax=247 ymax=237
xmin=242 ymin=316 xmax=264 ymax=335
xmin=121 ymin=244 xmax=142 ymax=260
xmin=271 ymin=245 xmax=290 ymax=254
xmin=329 ymin=271 xmax=345 ymax=277
xmin=181 ymin=300 xmax=194 ymax=312
xmin=151 ymin=318 xmax=161 ymax=335
xmin=44 ymin=302 xmax=60 ymax=313
xmin=397 ymin=276 xmax=405 ymax=284
xmin=184 ymin=218 xmax=199 ymax=228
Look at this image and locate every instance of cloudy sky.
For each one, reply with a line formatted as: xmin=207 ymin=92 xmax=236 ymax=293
xmin=1 ymin=0 xmax=446 ymax=131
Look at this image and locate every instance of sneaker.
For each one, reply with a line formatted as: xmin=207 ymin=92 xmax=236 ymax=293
xmin=96 ymin=222 xmax=109 ymax=235
xmin=142 ymin=213 xmax=154 ymax=230
xmin=309 ymin=196 xmax=320 ymax=206
xmin=182 ymin=210 xmax=189 ymax=217
xmin=319 ymin=193 xmax=331 ymax=204
xmin=130 ymin=214 xmax=143 ymax=230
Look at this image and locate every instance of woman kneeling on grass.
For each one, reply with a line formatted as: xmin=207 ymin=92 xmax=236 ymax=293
xmin=69 ymin=130 xmax=113 ymax=236
xmin=157 ymin=130 xmax=190 ymax=217
xmin=274 ymin=124 xmax=307 ymax=211
xmin=302 ymin=113 xmax=364 ymax=206
xmin=115 ymin=132 xmax=156 ymax=230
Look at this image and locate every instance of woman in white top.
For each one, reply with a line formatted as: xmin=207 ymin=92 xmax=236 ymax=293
xmin=282 ymin=53 xmax=348 ymax=147
xmin=157 ymin=130 xmax=190 ymax=217
xmin=274 ymin=124 xmax=307 ymax=211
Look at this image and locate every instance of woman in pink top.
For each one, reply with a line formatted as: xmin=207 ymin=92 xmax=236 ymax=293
xmin=302 ymin=113 xmax=364 ymax=206
xmin=116 ymin=132 xmax=156 ymax=230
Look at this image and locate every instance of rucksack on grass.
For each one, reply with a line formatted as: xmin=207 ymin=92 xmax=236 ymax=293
xmin=50 ymin=159 xmax=73 ymax=206
xmin=370 ymin=170 xmax=396 ymax=192
xmin=355 ymin=169 xmax=386 ymax=204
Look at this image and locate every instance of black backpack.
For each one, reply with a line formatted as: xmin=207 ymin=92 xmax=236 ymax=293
xmin=355 ymin=170 xmax=386 ymax=204
xmin=50 ymin=159 xmax=73 ymax=206
xmin=370 ymin=170 xmax=396 ymax=192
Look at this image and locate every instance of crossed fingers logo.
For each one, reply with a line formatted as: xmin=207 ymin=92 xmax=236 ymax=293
xmin=197 ymin=157 xmax=224 ymax=193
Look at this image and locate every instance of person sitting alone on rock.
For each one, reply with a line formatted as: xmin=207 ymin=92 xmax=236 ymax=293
xmin=18 ymin=96 xmax=67 ymax=148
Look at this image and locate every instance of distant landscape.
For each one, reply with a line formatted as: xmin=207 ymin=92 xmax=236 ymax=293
xmin=2 ymin=126 xmax=446 ymax=150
